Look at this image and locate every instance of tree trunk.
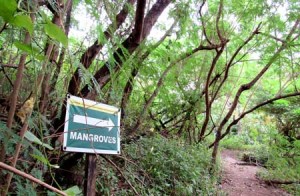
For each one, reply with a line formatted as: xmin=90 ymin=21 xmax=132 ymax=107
xmin=210 ymin=19 xmax=300 ymax=164
xmin=39 ymin=0 xmax=65 ymax=114
xmin=0 ymin=25 xmax=32 ymax=165
xmin=80 ymin=0 xmax=171 ymax=97
xmin=67 ymin=0 xmax=136 ymax=96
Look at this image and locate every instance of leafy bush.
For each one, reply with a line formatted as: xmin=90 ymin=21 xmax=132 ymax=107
xmin=97 ymin=135 xmax=219 ymax=195
xmin=242 ymin=134 xmax=300 ymax=195
xmin=240 ymin=146 xmax=269 ymax=166
xmin=222 ymin=126 xmax=300 ymax=195
xmin=220 ymin=134 xmax=253 ymax=150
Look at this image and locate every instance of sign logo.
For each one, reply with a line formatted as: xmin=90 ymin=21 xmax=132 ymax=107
xmin=63 ymin=95 xmax=121 ymax=154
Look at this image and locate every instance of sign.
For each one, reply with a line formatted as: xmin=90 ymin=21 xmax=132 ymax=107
xmin=63 ymin=95 xmax=121 ymax=154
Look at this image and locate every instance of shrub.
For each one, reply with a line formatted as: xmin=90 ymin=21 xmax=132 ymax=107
xmin=247 ymin=134 xmax=300 ymax=195
xmin=97 ymin=135 xmax=219 ymax=195
xmin=220 ymin=135 xmax=253 ymax=150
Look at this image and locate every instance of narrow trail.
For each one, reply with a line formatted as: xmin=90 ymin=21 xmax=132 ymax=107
xmin=220 ymin=149 xmax=290 ymax=196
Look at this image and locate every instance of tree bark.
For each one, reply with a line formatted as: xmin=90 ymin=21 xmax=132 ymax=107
xmin=39 ymin=7 xmax=63 ymax=114
xmin=199 ymin=24 xmax=261 ymax=141
xmin=4 ymin=43 xmax=54 ymax=195
xmin=67 ymin=0 xmax=136 ymax=96
xmin=80 ymin=0 xmax=172 ymax=97
xmin=50 ymin=0 xmax=73 ymax=93
xmin=0 ymin=22 xmax=33 ymax=165
xmin=198 ymin=48 xmax=225 ymax=140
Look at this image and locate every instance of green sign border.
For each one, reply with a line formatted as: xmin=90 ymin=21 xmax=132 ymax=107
xmin=63 ymin=95 xmax=121 ymax=154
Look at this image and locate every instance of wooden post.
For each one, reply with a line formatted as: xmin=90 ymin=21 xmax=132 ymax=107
xmin=84 ymin=154 xmax=97 ymax=196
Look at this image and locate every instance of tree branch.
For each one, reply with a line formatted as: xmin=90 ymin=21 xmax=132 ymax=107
xmin=68 ymin=0 xmax=136 ymax=95
xmin=210 ymin=23 xmax=261 ymax=103
xmin=101 ymin=155 xmax=139 ymax=195
xmin=121 ymin=21 xmax=177 ymax=118
xmin=0 ymin=23 xmax=7 ymax=34
xmin=211 ymin=19 xmax=300 ymax=164
xmin=80 ymin=0 xmax=172 ymax=97
xmin=216 ymin=0 xmax=224 ymax=42
xmin=218 ymin=19 xmax=299 ymax=134
xmin=131 ymin=0 xmax=146 ymax=43
xmin=0 ymin=63 xmax=18 ymax=68
xmin=0 ymin=162 xmax=67 ymax=196
xmin=198 ymin=42 xmax=227 ymax=140
xmin=199 ymin=0 xmax=212 ymax=45
xmin=260 ymin=32 xmax=285 ymax=43
xmin=265 ymin=179 xmax=300 ymax=185
xmin=209 ymin=91 xmax=300 ymax=148
xmin=131 ymin=42 xmax=224 ymax=134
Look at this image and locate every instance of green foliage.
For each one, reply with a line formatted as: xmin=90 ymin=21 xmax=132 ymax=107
xmin=220 ymin=135 xmax=253 ymax=150
xmin=1 ymin=0 xmax=300 ymax=194
xmin=63 ymin=186 xmax=82 ymax=196
xmin=240 ymin=146 xmax=270 ymax=165
xmin=259 ymin=134 xmax=300 ymax=176
xmin=44 ymin=22 xmax=68 ymax=47
xmin=14 ymin=41 xmax=44 ymax=61
xmin=0 ymin=0 xmax=17 ymax=22
xmin=0 ymin=119 xmax=56 ymax=195
xmin=235 ymin=131 xmax=300 ymax=195
xmin=258 ymin=138 xmax=300 ymax=195
xmin=98 ymin=136 xmax=219 ymax=195
xmin=222 ymin=123 xmax=300 ymax=195
xmin=11 ymin=14 xmax=34 ymax=35
xmin=274 ymin=99 xmax=289 ymax=107
xmin=0 ymin=0 xmax=33 ymax=34
xmin=0 ymin=134 xmax=47 ymax=195
xmin=15 ymin=179 xmax=37 ymax=196
xmin=263 ymin=97 xmax=300 ymax=138
xmin=25 ymin=130 xmax=53 ymax=150
xmin=0 ymin=123 xmax=23 ymax=159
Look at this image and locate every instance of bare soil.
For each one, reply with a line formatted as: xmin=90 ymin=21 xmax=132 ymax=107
xmin=220 ymin=149 xmax=290 ymax=196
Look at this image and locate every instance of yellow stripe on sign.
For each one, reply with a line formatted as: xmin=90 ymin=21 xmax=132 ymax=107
xmin=70 ymin=100 xmax=118 ymax=114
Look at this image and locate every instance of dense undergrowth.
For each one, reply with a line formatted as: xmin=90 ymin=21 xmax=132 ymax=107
xmin=0 ymin=129 xmax=220 ymax=195
xmin=97 ymin=136 xmax=219 ymax=195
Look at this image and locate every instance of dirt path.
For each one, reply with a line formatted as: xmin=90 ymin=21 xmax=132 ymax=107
xmin=220 ymin=149 xmax=290 ymax=196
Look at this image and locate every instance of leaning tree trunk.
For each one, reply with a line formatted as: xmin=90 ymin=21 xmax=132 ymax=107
xmin=39 ymin=7 xmax=63 ymax=114
xmin=211 ymin=19 xmax=300 ymax=165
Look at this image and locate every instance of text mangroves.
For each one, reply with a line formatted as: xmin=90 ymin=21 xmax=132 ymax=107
xmin=63 ymin=95 xmax=121 ymax=154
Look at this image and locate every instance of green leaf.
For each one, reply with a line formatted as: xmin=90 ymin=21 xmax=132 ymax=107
xmin=31 ymin=154 xmax=59 ymax=168
xmin=44 ymin=22 xmax=68 ymax=47
xmin=97 ymin=25 xmax=107 ymax=44
xmin=292 ymin=108 xmax=300 ymax=116
xmin=294 ymin=140 xmax=300 ymax=149
xmin=63 ymin=186 xmax=82 ymax=196
xmin=31 ymin=154 xmax=50 ymax=165
xmin=25 ymin=131 xmax=54 ymax=150
xmin=0 ymin=0 xmax=17 ymax=22
xmin=40 ymin=11 xmax=51 ymax=23
xmin=14 ymin=41 xmax=45 ymax=61
xmin=14 ymin=41 xmax=38 ymax=54
xmin=85 ymin=0 xmax=93 ymax=5
xmin=274 ymin=99 xmax=289 ymax=107
xmin=11 ymin=15 xmax=34 ymax=35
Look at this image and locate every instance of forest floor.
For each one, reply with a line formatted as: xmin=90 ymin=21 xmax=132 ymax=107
xmin=220 ymin=149 xmax=290 ymax=196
